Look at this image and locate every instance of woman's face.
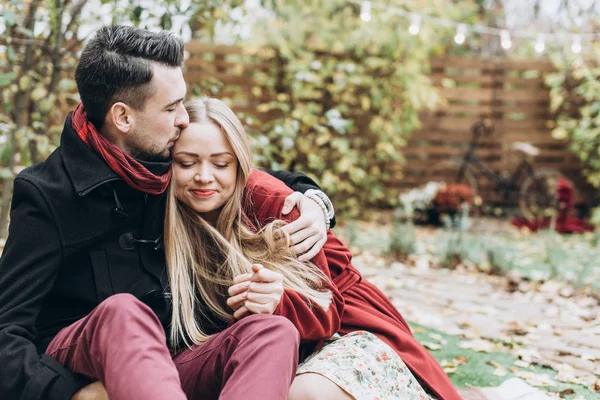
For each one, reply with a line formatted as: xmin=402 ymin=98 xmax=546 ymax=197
xmin=173 ymin=121 xmax=238 ymax=224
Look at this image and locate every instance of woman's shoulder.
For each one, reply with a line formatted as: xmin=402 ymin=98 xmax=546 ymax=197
xmin=246 ymin=169 xmax=294 ymax=195
xmin=244 ymin=169 xmax=297 ymax=225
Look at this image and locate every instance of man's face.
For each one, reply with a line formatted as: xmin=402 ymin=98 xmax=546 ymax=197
xmin=126 ymin=63 xmax=189 ymax=162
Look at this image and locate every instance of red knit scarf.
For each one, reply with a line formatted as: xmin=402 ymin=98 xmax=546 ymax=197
xmin=71 ymin=103 xmax=171 ymax=195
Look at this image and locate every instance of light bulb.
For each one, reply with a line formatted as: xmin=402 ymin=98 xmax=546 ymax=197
xmin=360 ymin=1 xmax=371 ymax=22
xmin=454 ymin=24 xmax=467 ymax=44
xmin=409 ymin=14 xmax=421 ymax=35
xmin=500 ymin=29 xmax=512 ymax=50
xmin=535 ymin=34 xmax=545 ymax=53
xmin=571 ymin=35 xmax=582 ymax=53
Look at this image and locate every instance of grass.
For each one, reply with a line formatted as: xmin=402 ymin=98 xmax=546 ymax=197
xmin=340 ymin=217 xmax=600 ymax=293
xmin=410 ymin=323 xmax=599 ymax=399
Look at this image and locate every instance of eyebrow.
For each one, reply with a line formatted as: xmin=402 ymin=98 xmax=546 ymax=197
xmin=163 ymin=97 xmax=184 ymax=109
xmin=174 ymin=151 xmax=235 ymax=158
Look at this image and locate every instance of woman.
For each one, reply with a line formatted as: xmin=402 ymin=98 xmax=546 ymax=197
xmin=165 ymin=97 xmax=460 ymax=400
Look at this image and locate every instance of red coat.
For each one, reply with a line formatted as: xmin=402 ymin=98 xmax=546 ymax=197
xmin=244 ymin=169 xmax=461 ymax=400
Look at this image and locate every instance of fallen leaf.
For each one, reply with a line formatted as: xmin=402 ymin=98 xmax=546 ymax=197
xmin=558 ymin=388 xmax=575 ymax=398
xmin=459 ymin=339 xmax=497 ymax=353
xmin=455 ymin=356 xmax=468 ymax=365
xmin=422 ymin=342 xmax=443 ymax=350
xmin=514 ymin=370 xmax=556 ymax=387
xmin=514 ymin=360 xmax=530 ymax=368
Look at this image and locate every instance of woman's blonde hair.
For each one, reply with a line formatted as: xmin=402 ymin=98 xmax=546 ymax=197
xmin=164 ymin=97 xmax=332 ymax=348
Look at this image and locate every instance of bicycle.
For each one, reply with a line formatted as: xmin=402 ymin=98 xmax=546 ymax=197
xmin=427 ymin=119 xmax=576 ymax=220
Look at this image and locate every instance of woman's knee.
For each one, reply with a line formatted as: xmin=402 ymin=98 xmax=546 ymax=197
xmin=290 ymin=373 xmax=353 ymax=400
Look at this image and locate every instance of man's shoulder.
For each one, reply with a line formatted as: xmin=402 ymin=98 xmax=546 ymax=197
xmin=15 ymin=147 xmax=72 ymax=196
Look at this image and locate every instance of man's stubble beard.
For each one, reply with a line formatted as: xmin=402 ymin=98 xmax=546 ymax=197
xmin=126 ymin=128 xmax=174 ymax=163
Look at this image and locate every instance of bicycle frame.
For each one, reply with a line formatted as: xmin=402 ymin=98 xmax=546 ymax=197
xmin=454 ymin=122 xmax=537 ymax=202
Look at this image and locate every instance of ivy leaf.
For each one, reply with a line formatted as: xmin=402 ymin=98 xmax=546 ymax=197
xmin=0 ymin=72 xmax=17 ymax=88
xmin=3 ymin=10 xmax=16 ymax=27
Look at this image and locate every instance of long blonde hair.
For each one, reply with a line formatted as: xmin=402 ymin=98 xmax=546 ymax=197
xmin=164 ymin=98 xmax=332 ymax=348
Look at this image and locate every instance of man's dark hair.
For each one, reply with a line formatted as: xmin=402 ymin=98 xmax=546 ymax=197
xmin=75 ymin=25 xmax=185 ymax=128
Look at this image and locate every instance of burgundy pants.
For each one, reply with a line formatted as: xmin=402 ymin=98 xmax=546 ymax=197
xmin=46 ymin=293 xmax=300 ymax=400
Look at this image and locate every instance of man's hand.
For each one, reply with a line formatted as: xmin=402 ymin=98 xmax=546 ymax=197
xmin=227 ymin=264 xmax=284 ymax=320
xmin=280 ymin=192 xmax=327 ymax=261
xmin=72 ymin=381 xmax=108 ymax=400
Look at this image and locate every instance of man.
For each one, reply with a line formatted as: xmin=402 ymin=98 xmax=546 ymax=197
xmin=0 ymin=26 xmax=335 ymax=400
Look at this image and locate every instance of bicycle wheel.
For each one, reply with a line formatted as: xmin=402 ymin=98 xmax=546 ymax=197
xmin=519 ymin=168 xmax=576 ymax=221
xmin=427 ymin=160 xmax=479 ymax=196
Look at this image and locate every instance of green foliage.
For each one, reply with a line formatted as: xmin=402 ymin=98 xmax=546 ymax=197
xmin=239 ymin=0 xmax=476 ymax=216
xmin=0 ymin=0 xmax=237 ymax=173
xmin=387 ymin=209 xmax=417 ymax=259
xmin=412 ymin=323 xmax=600 ymax=397
xmin=422 ymin=229 xmax=600 ymax=291
xmin=546 ymin=51 xmax=600 ymax=189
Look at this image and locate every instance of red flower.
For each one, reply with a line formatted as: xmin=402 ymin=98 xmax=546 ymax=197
xmin=432 ymin=184 xmax=474 ymax=213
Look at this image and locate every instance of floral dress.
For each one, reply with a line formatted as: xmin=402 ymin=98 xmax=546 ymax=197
xmin=297 ymin=331 xmax=435 ymax=400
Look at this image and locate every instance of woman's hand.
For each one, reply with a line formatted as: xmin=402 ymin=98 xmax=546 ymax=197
xmin=227 ymin=264 xmax=284 ymax=320
xmin=280 ymin=192 xmax=327 ymax=262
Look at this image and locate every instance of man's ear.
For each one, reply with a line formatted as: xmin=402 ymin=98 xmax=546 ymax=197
xmin=107 ymin=102 xmax=134 ymax=135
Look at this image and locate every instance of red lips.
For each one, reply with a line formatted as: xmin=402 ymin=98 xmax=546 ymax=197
xmin=191 ymin=189 xmax=216 ymax=197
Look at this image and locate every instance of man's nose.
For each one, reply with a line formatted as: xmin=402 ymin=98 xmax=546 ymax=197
xmin=176 ymin=105 xmax=189 ymax=128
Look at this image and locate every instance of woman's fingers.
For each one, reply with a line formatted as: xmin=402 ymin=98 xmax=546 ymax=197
xmin=233 ymin=272 xmax=253 ymax=284
xmin=244 ymin=300 xmax=275 ymax=315
xmin=250 ymin=267 xmax=284 ymax=283
xmin=226 ymin=291 xmax=248 ymax=310
xmin=247 ymin=281 xmax=282 ymax=295
xmin=233 ymin=305 xmax=250 ymax=320
xmin=228 ymin=280 xmax=251 ymax=297
xmin=246 ymin=292 xmax=280 ymax=305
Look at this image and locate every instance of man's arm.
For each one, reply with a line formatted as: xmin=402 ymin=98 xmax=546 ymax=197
xmin=0 ymin=178 xmax=91 ymax=400
xmin=265 ymin=170 xmax=336 ymax=228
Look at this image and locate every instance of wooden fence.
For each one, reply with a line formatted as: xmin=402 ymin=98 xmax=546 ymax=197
xmin=183 ymin=41 xmax=594 ymax=206
xmin=402 ymin=56 xmax=594 ymax=204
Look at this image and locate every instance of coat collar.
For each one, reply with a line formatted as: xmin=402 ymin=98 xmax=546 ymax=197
xmin=61 ymin=112 xmax=120 ymax=196
xmin=60 ymin=111 xmax=172 ymax=196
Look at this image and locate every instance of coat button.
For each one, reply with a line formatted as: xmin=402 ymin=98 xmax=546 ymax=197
xmin=118 ymin=232 xmax=135 ymax=250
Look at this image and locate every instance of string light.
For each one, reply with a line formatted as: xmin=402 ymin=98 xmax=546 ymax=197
xmin=360 ymin=1 xmax=371 ymax=22
xmin=409 ymin=14 xmax=421 ymax=35
xmin=500 ymin=29 xmax=512 ymax=49
xmin=571 ymin=35 xmax=582 ymax=53
xmin=534 ymin=34 xmax=545 ymax=53
xmin=454 ymin=24 xmax=466 ymax=44
xmin=348 ymin=0 xmax=597 ymax=55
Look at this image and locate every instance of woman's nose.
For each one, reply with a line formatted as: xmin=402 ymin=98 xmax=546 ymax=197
xmin=194 ymin=168 xmax=213 ymax=183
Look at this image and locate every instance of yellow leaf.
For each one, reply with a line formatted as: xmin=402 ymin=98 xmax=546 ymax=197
xmin=361 ymin=96 xmax=371 ymax=111
xmin=251 ymin=86 xmax=262 ymax=97
xmin=19 ymin=75 xmax=31 ymax=91
xmin=257 ymin=104 xmax=270 ymax=113
xmin=552 ymin=127 xmax=568 ymax=140
xmin=315 ymin=133 xmax=330 ymax=146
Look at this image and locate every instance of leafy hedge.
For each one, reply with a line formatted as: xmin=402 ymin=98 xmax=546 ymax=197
xmin=547 ymin=55 xmax=600 ymax=189
xmin=238 ymin=0 xmax=469 ymax=216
